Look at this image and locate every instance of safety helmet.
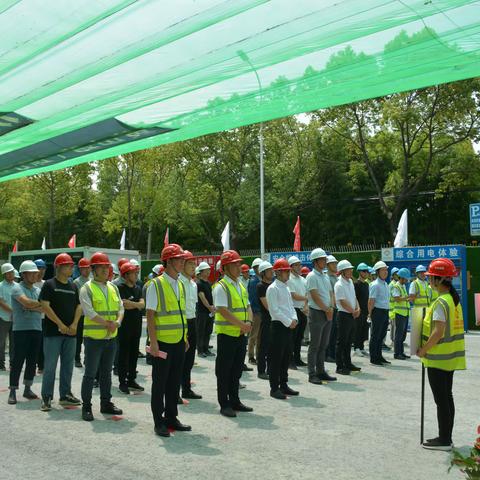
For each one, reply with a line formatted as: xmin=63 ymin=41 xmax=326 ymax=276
xmin=301 ymin=266 xmax=311 ymax=276
xmin=391 ymin=267 xmax=399 ymax=276
xmin=427 ymin=258 xmax=458 ymax=278
xmin=129 ymin=258 xmax=140 ymax=267
xmin=1 ymin=263 xmax=14 ymax=274
xmin=197 ymin=262 xmax=211 ymax=273
xmin=161 ymin=244 xmax=185 ymax=262
xmin=19 ymin=260 xmax=39 ymax=273
xmin=356 ymin=263 xmax=370 ymax=272
xmin=415 ymin=265 xmax=427 ymax=273
xmin=220 ymin=250 xmax=243 ymax=267
xmin=183 ymin=250 xmax=196 ymax=262
xmin=251 ymin=258 xmax=263 ymax=268
xmin=14 ymin=269 xmax=20 ymax=279
xmin=397 ymin=268 xmax=411 ymax=280
xmin=121 ymin=262 xmax=138 ymax=277
xmin=216 ymin=260 xmax=222 ymax=272
xmin=326 ymin=255 xmax=338 ymax=264
xmin=241 ymin=264 xmax=250 ymax=272
xmin=78 ymin=258 xmax=91 ymax=268
xmin=249 ymin=268 xmax=255 ymax=276
xmin=288 ymin=255 xmax=301 ymax=266
xmin=90 ymin=252 xmax=111 ymax=266
xmin=54 ymin=253 xmax=74 ymax=266
xmin=273 ymin=258 xmax=291 ymax=271
xmin=117 ymin=258 xmax=129 ymax=269
xmin=310 ymin=248 xmax=327 ymax=261
xmin=34 ymin=259 xmax=46 ymax=269
xmin=368 ymin=267 xmax=375 ymax=274
xmin=112 ymin=263 xmax=120 ymax=276
xmin=152 ymin=264 xmax=163 ymax=275
xmin=373 ymin=261 xmax=388 ymax=271
xmin=258 ymin=261 xmax=273 ymax=274
xmin=337 ymin=260 xmax=354 ymax=272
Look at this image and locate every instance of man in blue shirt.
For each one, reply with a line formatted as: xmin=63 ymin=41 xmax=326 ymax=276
xmin=247 ymin=258 xmax=263 ymax=365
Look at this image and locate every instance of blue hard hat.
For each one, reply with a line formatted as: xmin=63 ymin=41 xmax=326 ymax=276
xmin=415 ymin=265 xmax=427 ymax=273
xmin=391 ymin=267 xmax=399 ymax=275
xmin=368 ymin=267 xmax=375 ymax=274
xmin=249 ymin=268 xmax=255 ymax=276
xmin=356 ymin=262 xmax=370 ymax=272
xmin=148 ymin=272 xmax=154 ymax=280
xmin=397 ymin=268 xmax=411 ymax=280
xmin=34 ymin=259 xmax=46 ymax=269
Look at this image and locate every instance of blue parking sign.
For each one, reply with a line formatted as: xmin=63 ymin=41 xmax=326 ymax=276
xmin=470 ymin=203 xmax=480 ymax=236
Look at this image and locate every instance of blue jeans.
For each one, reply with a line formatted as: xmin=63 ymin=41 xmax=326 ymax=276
xmin=41 ymin=336 xmax=76 ymax=399
xmin=81 ymin=337 xmax=117 ymax=407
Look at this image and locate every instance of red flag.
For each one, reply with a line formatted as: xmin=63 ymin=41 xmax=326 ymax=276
xmin=68 ymin=234 xmax=76 ymax=248
xmin=12 ymin=241 xmax=18 ymax=253
xmin=164 ymin=227 xmax=169 ymax=247
xmin=293 ymin=216 xmax=301 ymax=252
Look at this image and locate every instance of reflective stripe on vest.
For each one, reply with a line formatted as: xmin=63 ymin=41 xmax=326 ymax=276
xmin=413 ymin=279 xmax=429 ymax=308
xmin=83 ymin=281 xmax=120 ymax=340
xmin=153 ymin=275 xmax=187 ymax=344
xmin=393 ymin=283 xmax=409 ymax=316
xmin=421 ymin=295 xmax=466 ymax=371
xmin=389 ymin=280 xmax=397 ymax=319
xmin=214 ymin=278 xmax=248 ymax=337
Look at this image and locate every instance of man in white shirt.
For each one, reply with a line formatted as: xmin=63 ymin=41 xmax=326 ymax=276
xmin=334 ymin=260 xmax=361 ymax=375
xmin=179 ymin=250 xmax=202 ymax=401
xmin=266 ymin=259 xmax=299 ymax=400
xmin=287 ymin=256 xmax=308 ymax=367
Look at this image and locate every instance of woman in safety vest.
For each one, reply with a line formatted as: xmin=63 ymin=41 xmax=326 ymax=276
xmin=416 ymin=258 xmax=466 ymax=451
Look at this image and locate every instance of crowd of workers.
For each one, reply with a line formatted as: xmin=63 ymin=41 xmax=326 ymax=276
xmin=0 ymin=245 xmax=465 ymax=450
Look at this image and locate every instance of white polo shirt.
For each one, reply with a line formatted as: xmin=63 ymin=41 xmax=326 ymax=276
xmin=287 ymin=273 xmax=307 ymax=309
xmin=179 ymin=273 xmax=198 ymax=319
xmin=306 ymin=269 xmax=333 ymax=310
xmin=334 ymin=276 xmax=357 ymax=313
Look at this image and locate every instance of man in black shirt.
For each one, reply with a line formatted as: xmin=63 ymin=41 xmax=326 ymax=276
xmin=39 ymin=253 xmax=83 ymax=411
xmin=256 ymin=261 xmax=274 ymax=380
xmin=196 ymin=262 xmax=215 ymax=358
xmin=117 ymin=262 xmax=145 ymax=394
xmin=353 ymin=263 xmax=370 ymax=356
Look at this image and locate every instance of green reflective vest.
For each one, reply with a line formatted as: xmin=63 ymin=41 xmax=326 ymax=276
xmin=421 ymin=293 xmax=466 ymax=372
xmin=153 ymin=275 xmax=187 ymax=344
xmin=412 ymin=279 xmax=430 ymax=308
xmin=389 ymin=280 xmax=397 ymax=319
xmin=393 ymin=283 xmax=409 ymax=317
xmin=214 ymin=278 xmax=249 ymax=337
xmin=83 ymin=281 xmax=121 ymax=340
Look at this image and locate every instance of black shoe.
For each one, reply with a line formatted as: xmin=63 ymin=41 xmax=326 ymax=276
xmin=137 ymin=351 xmax=146 ymax=358
xmin=248 ymin=357 xmax=257 ymax=365
xmin=370 ymin=360 xmax=384 ymax=366
xmin=381 ymin=343 xmax=391 ymax=351
xmin=308 ymin=376 xmax=323 ymax=385
xmin=242 ymin=364 xmax=253 ymax=372
xmin=8 ymin=389 xmax=16 ymax=405
xmin=325 ymin=356 xmax=336 ymax=363
xmin=166 ymin=419 xmax=192 ymax=431
xmin=206 ymin=350 xmax=216 ymax=357
xmin=347 ymin=364 xmax=361 ymax=372
xmin=177 ymin=395 xmax=184 ymax=405
xmin=154 ymin=424 xmax=170 ymax=437
xmin=59 ymin=393 xmax=81 ymax=406
xmin=220 ymin=407 xmax=237 ymax=418
xmin=198 ymin=352 xmax=207 ymax=358
xmin=394 ymin=353 xmax=410 ymax=360
xmin=270 ymin=389 xmax=287 ymax=400
xmin=281 ymin=385 xmax=299 ymax=396
xmin=82 ymin=407 xmax=94 ymax=421
xmin=127 ymin=380 xmax=144 ymax=392
xmin=182 ymin=389 xmax=202 ymax=400
xmin=317 ymin=373 xmax=337 ymax=382
xmin=23 ymin=387 xmax=39 ymax=400
xmin=257 ymin=372 xmax=269 ymax=380
xmin=119 ymin=384 xmax=130 ymax=395
xmin=289 ymin=362 xmax=298 ymax=370
xmin=380 ymin=357 xmax=391 ymax=365
xmin=75 ymin=361 xmax=83 ymax=368
xmin=232 ymin=402 xmax=253 ymax=412
xmin=422 ymin=438 xmax=452 ymax=451
xmin=402 ymin=354 xmax=411 ymax=359
xmin=100 ymin=402 xmax=123 ymax=415
xmin=295 ymin=359 xmax=307 ymax=367
xmin=40 ymin=397 xmax=52 ymax=412
xmin=336 ymin=368 xmax=351 ymax=375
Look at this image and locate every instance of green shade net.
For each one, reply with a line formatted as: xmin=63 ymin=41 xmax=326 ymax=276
xmin=0 ymin=0 xmax=480 ymax=182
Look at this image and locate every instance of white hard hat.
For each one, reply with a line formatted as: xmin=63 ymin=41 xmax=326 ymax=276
xmin=129 ymin=259 xmax=139 ymax=266
xmin=337 ymin=260 xmax=354 ymax=272
xmin=112 ymin=263 xmax=120 ymax=275
xmin=152 ymin=264 xmax=162 ymax=275
xmin=373 ymin=261 xmax=388 ymax=271
xmin=258 ymin=261 xmax=273 ymax=273
xmin=1 ymin=263 xmax=15 ymax=274
xmin=197 ymin=261 xmax=211 ymax=273
xmin=19 ymin=260 xmax=39 ymax=273
xmin=288 ymin=255 xmax=301 ymax=266
xmin=14 ymin=269 xmax=20 ymax=278
xmin=216 ymin=260 xmax=222 ymax=272
xmin=251 ymin=258 xmax=263 ymax=268
xmin=310 ymin=248 xmax=327 ymax=261
xmin=326 ymin=255 xmax=338 ymax=264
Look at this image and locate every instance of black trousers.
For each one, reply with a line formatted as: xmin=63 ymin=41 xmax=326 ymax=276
xmin=151 ymin=339 xmax=185 ymax=428
xmin=393 ymin=314 xmax=408 ymax=356
xmin=37 ymin=332 xmax=44 ymax=370
xmin=326 ymin=309 xmax=338 ymax=359
xmin=268 ymin=322 xmax=291 ymax=392
xmin=117 ymin=317 xmax=142 ymax=385
xmin=292 ymin=308 xmax=307 ymax=362
xmin=215 ymin=334 xmax=246 ymax=408
xmin=75 ymin=316 xmax=84 ymax=362
xmin=196 ymin=312 xmax=210 ymax=354
xmin=336 ymin=311 xmax=354 ymax=369
xmin=353 ymin=311 xmax=369 ymax=350
xmin=257 ymin=319 xmax=271 ymax=375
xmin=9 ymin=330 xmax=42 ymax=389
xmin=181 ymin=318 xmax=197 ymax=392
xmin=427 ymin=367 xmax=455 ymax=443
xmin=369 ymin=308 xmax=389 ymax=362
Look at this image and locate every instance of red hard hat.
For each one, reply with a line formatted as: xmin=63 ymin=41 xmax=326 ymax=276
xmin=78 ymin=258 xmax=91 ymax=268
xmin=273 ymin=258 xmax=291 ymax=271
xmin=220 ymin=250 xmax=243 ymax=266
xmin=427 ymin=258 xmax=458 ymax=277
xmin=241 ymin=264 xmax=250 ymax=272
xmin=301 ymin=266 xmax=311 ymax=275
xmin=161 ymin=243 xmax=185 ymax=261
xmin=117 ymin=257 xmax=129 ymax=269
xmin=183 ymin=250 xmax=196 ymax=262
xmin=120 ymin=262 xmax=138 ymax=277
xmin=54 ymin=253 xmax=74 ymax=266
xmin=90 ymin=252 xmax=111 ymax=266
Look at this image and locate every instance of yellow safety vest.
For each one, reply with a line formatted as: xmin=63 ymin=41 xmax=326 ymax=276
xmin=214 ymin=278 xmax=249 ymax=337
xmin=429 ymin=285 xmax=439 ymax=303
xmin=83 ymin=281 xmax=121 ymax=340
xmin=412 ymin=278 xmax=430 ymax=308
xmin=421 ymin=293 xmax=466 ymax=371
xmin=153 ymin=275 xmax=187 ymax=344
xmin=389 ymin=280 xmax=397 ymax=319
xmin=393 ymin=283 xmax=409 ymax=317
